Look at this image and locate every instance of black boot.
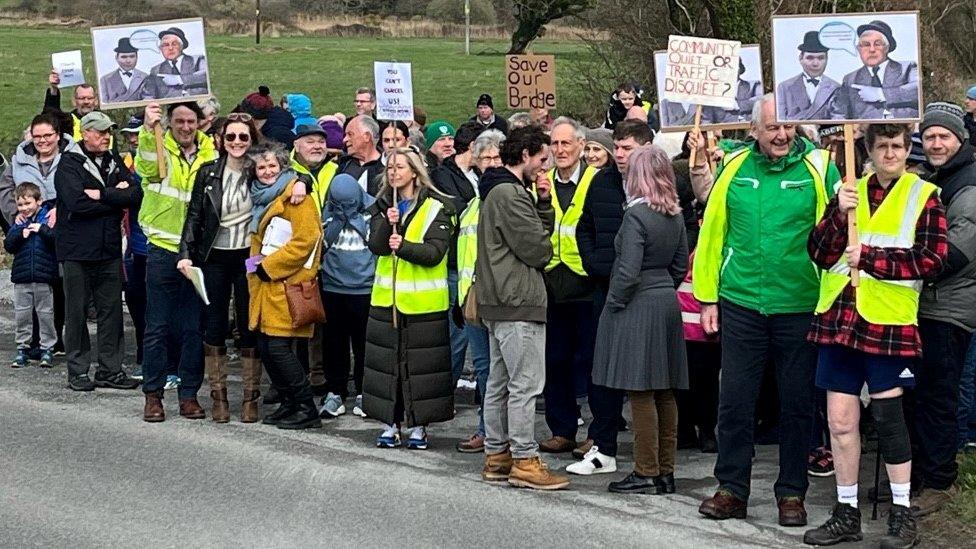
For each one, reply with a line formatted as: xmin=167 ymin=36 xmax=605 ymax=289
xmin=262 ymin=396 xmax=295 ymax=425
xmin=699 ymin=430 xmax=718 ymax=453
xmin=802 ymin=503 xmax=862 ymax=546
xmin=654 ymin=473 xmax=676 ymax=494
xmin=276 ymin=400 xmax=322 ymax=430
xmin=880 ymin=504 xmax=918 ymax=549
xmin=608 ymin=471 xmax=656 ymax=494
xmin=263 ymin=385 xmax=281 ymax=405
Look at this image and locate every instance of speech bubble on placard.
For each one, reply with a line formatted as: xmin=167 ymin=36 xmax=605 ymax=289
xmin=129 ymin=28 xmax=160 ymax=54
xmin=818 ymin=22 xmax=858 ymax=56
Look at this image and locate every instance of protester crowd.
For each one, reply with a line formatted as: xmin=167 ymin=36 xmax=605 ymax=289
xmin=3 ymin=68 xmax=976 ymax=549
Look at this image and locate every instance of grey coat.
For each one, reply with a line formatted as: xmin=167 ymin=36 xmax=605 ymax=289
xmin=702 ymin=79 xmax=763 ymax=124
xmin=661 ymin=100 xmax=695 ymax=128
xmin=591 ymin=202 xmax=689 ymax=391
xmin=5 ymin=135 xmax=81 ymax=206
xmin=776 ymin=73 xmax=840 ymax=121
xmin=829 ymin=59 xmax=919 ymax=120
xmin=141 ymin=54 xmax=209 ymax=99
xmin=99 ymin=68 xmax=148 ymax=103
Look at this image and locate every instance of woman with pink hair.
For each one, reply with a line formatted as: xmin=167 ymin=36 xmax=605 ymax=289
xmin=587 ymin=143 xmax=689 ymax=495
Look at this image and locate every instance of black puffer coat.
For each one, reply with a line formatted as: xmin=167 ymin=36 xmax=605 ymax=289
xmin=577 ymin=164 xmax=625 ymax=285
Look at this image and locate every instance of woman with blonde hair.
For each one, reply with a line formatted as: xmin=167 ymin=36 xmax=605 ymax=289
xmin=586 ymin=144 xmax=689 ymax=494
xmin=364 ymin=147 xmax=456 ymax=449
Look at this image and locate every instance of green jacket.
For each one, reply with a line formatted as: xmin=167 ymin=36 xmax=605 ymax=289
xmin=693 ymin=138 xmax=840 ymax=314
xmin=135 ymin=127 xmax=217 ymax=253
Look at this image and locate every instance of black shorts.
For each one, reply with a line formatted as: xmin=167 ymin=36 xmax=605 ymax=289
xmin=815 ymin=344 xmax=916 ymax=396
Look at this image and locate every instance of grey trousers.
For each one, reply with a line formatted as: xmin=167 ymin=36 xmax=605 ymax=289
xmin=62 ymin=259 xmax=124 ymax=377
xmin=483 ymin=319 xmax=546 ymax=459
xmin=14 ymin=282 xmax=56 ymax=350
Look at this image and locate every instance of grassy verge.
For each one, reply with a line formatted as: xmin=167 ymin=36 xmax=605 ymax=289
xmin=919 ymin=452 xmax=976 ymax=547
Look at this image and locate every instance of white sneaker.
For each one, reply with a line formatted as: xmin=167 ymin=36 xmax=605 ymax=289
xmin=566 ymin=446 xmax=617 ymax=475
xmin=577 ymin=417 xmax=585 ymax=427
xmin=352 ymin=394 xmax=367 ymax=417
xmin=318 ymin=392 xmax=346 ymax=418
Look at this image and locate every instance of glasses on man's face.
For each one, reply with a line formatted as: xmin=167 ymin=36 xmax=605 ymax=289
xmin=227 ymin=113 xmax=253 ymax=122
xmin=224 ymin=133 xmax=250 ymax=143
xmin=31 ymin=132 xmax=57 ymax=141
xmin=479 ymin=154 xmax=501 ymax=163
xmin=858 ymin=41 xmax=886 ymax=49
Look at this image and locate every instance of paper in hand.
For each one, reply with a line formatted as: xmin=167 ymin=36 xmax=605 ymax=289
xmin=182 ymin=266 xmax=211 ymax=306
xmin=52 ymin=50 xmax=85 ymax=88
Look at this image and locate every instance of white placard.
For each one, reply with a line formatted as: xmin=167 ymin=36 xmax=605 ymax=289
xmin=663 ymin=36 xmax=741 ymax=109
xmin=52 ymin=50 xmax=85 ymax=88
xmin=374 ymin=62 xmax=414 ymax=121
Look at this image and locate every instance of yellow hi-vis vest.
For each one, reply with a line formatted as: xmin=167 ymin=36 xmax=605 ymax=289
xmin=545 ymin=165 xmax=597 ymax=274
xmin=291 ymin=152 xmax=338 ymax=214
xmin=457 ymin=198 xmax=480 ymax=304
xmin=371 ymin=197 xmax=450 ymax=314
xmin=815 ymin=172 xmax=938 ymax=326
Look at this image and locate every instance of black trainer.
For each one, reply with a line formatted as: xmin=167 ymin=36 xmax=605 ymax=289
xmin=802 ymin=503 xmax=863 ymax=546
xmin=262 ymin=398 xmax=295 ymax=425
xmin=93 ymin=370 xmax=140 ymax=390
xmin=276 ymin=400 xmax=322 ymax=430
xmin=608 ymin=471 xmax=656 ymax=494
xmin=68 ymin=374 xmax=96 ymax=392
xmin=880 ymin=504 xmax=918 ymax=549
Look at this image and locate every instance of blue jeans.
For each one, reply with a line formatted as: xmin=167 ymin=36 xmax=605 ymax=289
xmin=142 ymin=245 xmax=203 ymax=399
xmin=465 ymin=323 xmax=491 ymax=437
xmin=448 ymin=269 xmax=469 ymax=384
xmin=958 ymin=334 xmax=976 ymax=447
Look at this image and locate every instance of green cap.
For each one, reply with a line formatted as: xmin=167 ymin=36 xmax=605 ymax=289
xmin=80 ymin=111 xmax=116 ymax=132
xmin=424 ymin=120 xmax=455 ymax=149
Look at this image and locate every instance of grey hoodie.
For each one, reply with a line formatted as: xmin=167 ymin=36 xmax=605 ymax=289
xmin=4 ymin=134 xmax=81 ymax=205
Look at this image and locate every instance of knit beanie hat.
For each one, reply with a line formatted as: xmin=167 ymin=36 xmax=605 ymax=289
xmin=476 ymin=93 xmax=494 ymax=110
xmin=585 ymin=128 xmax=614 ymax=155
xmin=425 ymin=120 xmax=455 ymax=148
xmin=920 ymin=102 xmax=969 ymax=143
xmin=240 ymin=85 xmax=274 ymax=120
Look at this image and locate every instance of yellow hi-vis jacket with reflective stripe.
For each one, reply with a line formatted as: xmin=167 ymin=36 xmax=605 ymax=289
xmin=291 ymin=152 xmax=338 ymax=214
xmin=457 ymin=197 xmax=480 ymax=304
xmin=815 ymin=172 xmax=938 ymax=326
xmin=545 ymin=165 xmax=597 ymax=274
xmin=371 ymin=197 xmax=450 ymax=314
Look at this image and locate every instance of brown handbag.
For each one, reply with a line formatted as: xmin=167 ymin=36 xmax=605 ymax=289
xmin=284 ymin=240 xmax=325 ymax=328
xmin=462 ymin=285 xmax=481 ymax=327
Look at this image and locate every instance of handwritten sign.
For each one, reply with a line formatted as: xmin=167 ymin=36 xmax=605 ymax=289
xmin=374 ymin=61 xmax=414 ymax=121
xmin=52 ymin=50 xmax=85 ymax=88
xmin=506 ymin=54 xmax=556 ymax=110
xmin=663 ymin=36 xmax=740 ymax=109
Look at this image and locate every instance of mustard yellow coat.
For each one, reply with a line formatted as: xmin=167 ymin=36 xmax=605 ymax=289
xmin=248 ymin=180 xmax=323 ymax=338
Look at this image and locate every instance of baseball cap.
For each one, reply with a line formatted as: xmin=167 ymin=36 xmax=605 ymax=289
xmin=81 ymin=111 xmax=116 ymax=132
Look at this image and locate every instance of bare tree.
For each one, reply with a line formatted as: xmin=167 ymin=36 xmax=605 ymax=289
xmin=507 ymin=0 xmax=593 ymax=54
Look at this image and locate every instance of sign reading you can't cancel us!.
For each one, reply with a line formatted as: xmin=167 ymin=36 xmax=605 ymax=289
xmin=506 ymin=54 xmax=556 ymax=110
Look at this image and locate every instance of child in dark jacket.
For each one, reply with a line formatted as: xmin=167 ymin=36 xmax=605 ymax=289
xmin=3 ymin=183 xmax=58 ymax=367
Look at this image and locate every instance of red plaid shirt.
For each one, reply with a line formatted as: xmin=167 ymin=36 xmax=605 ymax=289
xmin=807 ymin=174 xmax=948 ymax=357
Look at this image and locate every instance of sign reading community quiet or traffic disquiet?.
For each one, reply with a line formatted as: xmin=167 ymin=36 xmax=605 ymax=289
xmin=663 ymin=36 xmax=741 ymax=109
xmin=374 ymin=61 xmax=414 ymax=121
xmin=506 ymin=54 xmax=556 ymax=110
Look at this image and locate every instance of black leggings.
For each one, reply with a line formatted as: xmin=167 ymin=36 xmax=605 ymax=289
xmin=257 ymin=333 xmax=314 ymax=403
xmin=202 ymin=248 xmax=255 ymax=348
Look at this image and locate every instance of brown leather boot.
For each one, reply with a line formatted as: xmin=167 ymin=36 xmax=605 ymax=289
xmin=179 ymin=398 xmax=206 ymax=419
xmin=205 ymin=343 xmax=230 ymax=423
xmin=143 ymin=390 xmax=165 ymax=423
xmin=508 ymin=456 xmax=570 ymax=490
xmin=482 ymin=449 xmax=513 ymax=482
xmin=240 ymin=347 xmax=262 ymax=423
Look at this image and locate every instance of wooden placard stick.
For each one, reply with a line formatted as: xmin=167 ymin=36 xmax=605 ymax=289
xmin=153 ymin=124 xmax=168 ymax=179
xmin=706 ymin=131 xmax=717 ymax=174
xmin=688 ymin=105 xmax=703 ymax=168
xmin=843 ymin=124 xmax=860 ymax=288
xmin=389 ymin=148 xmax=400 ymax=329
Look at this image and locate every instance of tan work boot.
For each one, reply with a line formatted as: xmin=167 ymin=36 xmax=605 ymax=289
xmin=240 ymin=347 xmax=262 ymax=423
xmin=911 ymin=486 xmax=956 ymax=517
xmin=508 ymin=456 xmax=570 ymax=490
xmin=204 ymin=343 xmax=230 ymax=423
xmin=482 ymin=449 xmax=513 ymax=482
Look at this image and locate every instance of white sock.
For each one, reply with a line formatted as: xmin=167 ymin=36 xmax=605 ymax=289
xmin=837 ymin=484 xmax=858 ymax=508
xmin=891 ymin=482 xmax=911 ymax=508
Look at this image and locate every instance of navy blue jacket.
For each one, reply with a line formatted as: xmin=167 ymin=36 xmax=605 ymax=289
xmin=4 ymin=203 xmax=58 ymax=283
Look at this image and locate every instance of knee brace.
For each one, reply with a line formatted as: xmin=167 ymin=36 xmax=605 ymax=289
xmin=871 ymin=396 xmax=912 ymax=465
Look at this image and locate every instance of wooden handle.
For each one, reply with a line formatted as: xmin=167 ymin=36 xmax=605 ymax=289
xmin=153 ymin=124 xmax=168 ymax=180
xmin=689 ymin=105 xmax=703 ymax=168
xmin=706 ymin=131 xmax=717 ymax=174
xmin=391 ymin=164 xmax=399 ymax=328
xmin=843 ymin=124 xmax=859 ymax=288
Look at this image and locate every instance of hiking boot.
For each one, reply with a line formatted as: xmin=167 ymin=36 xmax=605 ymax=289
xmin=778 ymin=496 xmax=808 ymax=527
xmin=802 ymin=503 xmax=862 ymax=545
xmin=566 ymin=446 xmax=616 ymax=476
xmin=318 ymin=392 xmax=346 ymax=418
xmin=608 ymin=471 xmax=655 ymax=494
xmin=807 ymin=447 xmax=835 ymax=477
xmin=456 ymin=434 xmax=486 ymax=453
xmin=179 ymin=398 xmax=206 ymax=419
xmin=699 ymin=490 xmax=748 ymax=520
xmin=572 ymin=439 xmax=594 ymax=460
xmin=538 ymin=436 xmax=576 ymax=453
xmin=910 ymin=486 xmax=954 ymax=518
xmin=482 ymin=450 xmax=513 ymax=482
xmin=39 ymin=350 xmax=54 ymax=368
xmin=143 ymin=391 xmax=165 ymax=422
xmin=94 ymin=370 xmax=140 ymax=390
xmin=880 ymin=504 xmax=918 ymax=549
xmin=11 ymin=349 xmax=28 ymax=368
xmin=508 ymin=456 xmax=570 ymax=490
xmin=68 ymin=374 xmax=95 ymax=392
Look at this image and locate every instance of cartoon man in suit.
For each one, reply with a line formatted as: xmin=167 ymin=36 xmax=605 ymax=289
xmin=141 ymin=26 xmax=209 ymax=100
xmin=776 ymin=31 xmax=841 ymax=121
xmin=702 ymin=59 xmax=763 ymax=124
xmin=829 ymin=20 xmax=919 ymax=120
xmin=98 ymin=38 xmax=148 ymax=103
xmin=660 ymin=99 xmax=696 ymax=127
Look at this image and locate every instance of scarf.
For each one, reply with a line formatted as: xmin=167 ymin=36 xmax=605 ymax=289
xmin=249 ymin=168 xmax=295 ymax=233
xmin=322 ymin=174 xmax=373 ymax=248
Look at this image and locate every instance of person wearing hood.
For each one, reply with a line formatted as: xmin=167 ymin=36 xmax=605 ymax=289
xmin=908 ymin=102 xmax=976 ymax=517
xmin=287 ymin=93 xmax=318 ymax=132
xmin=316 ymin=174 xmax=376 ymax=420
xmin=239 ymin=86 xmax=295 ymax=149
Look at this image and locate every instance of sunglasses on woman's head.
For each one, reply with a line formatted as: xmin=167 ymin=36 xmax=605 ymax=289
xmin=224 ymin=133 xmax=250 ymax=143
xmin=227 ymin=113 xmax=253 ymax=122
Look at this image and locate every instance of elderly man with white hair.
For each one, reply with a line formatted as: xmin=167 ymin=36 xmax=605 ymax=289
xmin=690 ymin=94 xmax=842 ymax=527
xmin=338 ymin=115 xmax=383 ymax=196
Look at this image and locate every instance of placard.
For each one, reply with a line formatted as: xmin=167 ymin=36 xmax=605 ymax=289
xmin=771 ymin=11 xmax=922 ymax=123
xmin=52 ymin=50 xmax=85 ymax=88
xmin=663 ymin=36 xmax=741 ymax=110
xmin=91 ymin=17 xmax=212 ymax=109
xmin=655 ymin=45 xmax=764 ymax=132
xmin=373 ymin=61 xmax=414 ymax=121
xmin=506 ymin=54 xmax=556 ymax=110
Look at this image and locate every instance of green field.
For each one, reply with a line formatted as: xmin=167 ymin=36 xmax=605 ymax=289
xmin=0 ymin=26 xmax=591 ymax=152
